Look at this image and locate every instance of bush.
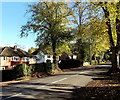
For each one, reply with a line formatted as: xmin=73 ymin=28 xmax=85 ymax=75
xmin=1 ymin=69 xmax=16 ymax=82
xmin=13 ymin=63 xmax=32 ymax=77
xmin=59 ymin=59 xmax=80 ymax=69
xmin=2 ymin=63 xmax=51 ymax=82
xmin=13 ymin=63 xmax=51 ymax=77
xmin=30 ymin=63 xmax=48 ymax=73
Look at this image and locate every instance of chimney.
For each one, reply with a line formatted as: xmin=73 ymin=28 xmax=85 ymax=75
xmin=13 ymin=45 xmax=17 ymax=51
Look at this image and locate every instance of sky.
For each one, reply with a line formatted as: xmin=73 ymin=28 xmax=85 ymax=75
xmin=1 ymin=2 xmax=37 ymax=51
xmin=0 ymin=2 xmax=75 ymax=52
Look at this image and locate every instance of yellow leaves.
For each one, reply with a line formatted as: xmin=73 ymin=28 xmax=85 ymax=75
xmin=56 ymin=43 xmax=72 ymax=56
xmin=83 ymin=18 xmax=110 ymax=54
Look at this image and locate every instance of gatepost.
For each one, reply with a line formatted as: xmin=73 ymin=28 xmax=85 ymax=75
xmin=117 ymin=51 xmax=120 ymax=69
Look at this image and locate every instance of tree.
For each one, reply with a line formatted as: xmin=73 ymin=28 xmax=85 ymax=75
xmin=72 ymin=2 xmax=110 ymax=64
xmin=28 ymin=47 xmax=36 ymax=53
xmin=116 ymin=2 xmax=120 ymax=52
xmin=56 ymin=43 xmax=72 ymax=56
xmin=21 ymin=2 xmax=73 ymax=65
xmin=72 ymin=2 xmax=91 ymax=64
xmin=84 ymin=18 xmax=110 ymax=59
xmin=37 ymin=43 xmax=72 ymax=57
xmin=72 ymin=2 xmax=120 ymax=70
xmin=97 ymin=2 xmax=120 ymax=73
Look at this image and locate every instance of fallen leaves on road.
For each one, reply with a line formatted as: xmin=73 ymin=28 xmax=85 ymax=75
xmin=69 ymin=73 xmax=120 ymax=100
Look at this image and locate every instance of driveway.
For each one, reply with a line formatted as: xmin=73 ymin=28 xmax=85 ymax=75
xmin=1 ymin=63 xmax=111 ymax=100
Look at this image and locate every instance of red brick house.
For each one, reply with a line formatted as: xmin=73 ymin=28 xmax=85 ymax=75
xmin=0 ymin=46 xmax=36 ymax=69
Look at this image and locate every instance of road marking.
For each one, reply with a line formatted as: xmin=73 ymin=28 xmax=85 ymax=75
xmin=3 ymin=71 xmax=86 ymax=99
xmin=39 ymin=72 xmax=85 ymax=88
xmin=39 ymin=78 xmax=68 ymax=88
xmin=40 ymin=85 xmax=46 ymax=87
xmin=51 ymin=78 xmax=67 ymax=84
xmin=3 ymin=93 xmax=22 ymax=100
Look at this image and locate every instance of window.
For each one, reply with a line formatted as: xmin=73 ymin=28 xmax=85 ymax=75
xmin=22 ymin=57 xmax=29 ymax=62
xmin=2 ymin=67 xmax=5 ymax=70
xmin=47 ymin=55 xmax=51 ymax=58
xmin=16 ymin=57 xmax=20 ymax=61
xmin=3 ymin=57 xmax=7 ymax=61
xmin=12 ymin=56 xmax=20 ymax=61
xmin=32 ymin=58 xmax=34 ymax=61
xmin=12 ymin=57 xmax=14 ymax=61
xmin=26 ymin=57 xmax=29 ymax=61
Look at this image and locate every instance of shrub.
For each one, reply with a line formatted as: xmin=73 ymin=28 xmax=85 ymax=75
xmin=13 ymin=63 xmax=50 ymax=77
xmin=2 ymin=63 xmax=51 ymax=82
xmin=13 ymin=63 xmax=32 ymax=76
xmin=1 ymin=69 xmax=16 ymax=82
xmin=27 ymin=65 xmax=33 ymax=76
xmin=30 ymin=63 xmax=49 ymax=73
xmin=59 ymin=59 xmax=80 ymax=69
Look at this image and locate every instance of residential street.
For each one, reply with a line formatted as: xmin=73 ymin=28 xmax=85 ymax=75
xmin=1 ymin=63 xmax=111 ymax=100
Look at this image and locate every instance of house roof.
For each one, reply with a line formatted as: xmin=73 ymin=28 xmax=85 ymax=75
xmin=0 ymin=46 xmax=34 ymax=57
xmin=32 ymin=48 xmax=52 ymax=55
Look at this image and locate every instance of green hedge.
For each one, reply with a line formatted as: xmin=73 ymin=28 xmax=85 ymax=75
xmin=59 ymin=59 xmax=80 ymax=69
xmin=13 ymin=63 xmax=51 ymax=76
xmin=1 ymin=69 xmax=17 ymax=82
xmin=30 ymin=63 xmax=47 ymax=73
xmin=2 ymin=63 xmax=52 ymax=82
xmin=13 ymin=63 xmax=32 ymax=76
xmin=2 ymin=60 xmax=82 ymax=82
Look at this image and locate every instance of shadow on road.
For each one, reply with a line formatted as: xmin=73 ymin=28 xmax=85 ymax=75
xmin=69 ymin=63 xmax=120 ymax=100
xmin=52 ymin=63 xmax=111 ymax=77
xmin=69 ymin=86 xmax=120 ymax=100
xmin=1 ymin=63 xmax=112 ymax=100
xmin=2 ymin=83 xmax=74 ymax=100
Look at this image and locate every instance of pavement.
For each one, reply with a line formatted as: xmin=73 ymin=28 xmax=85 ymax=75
xmin=0 ymin=63 xmax=111 ymax=100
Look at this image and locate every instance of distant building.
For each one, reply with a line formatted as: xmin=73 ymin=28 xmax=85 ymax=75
xmin=32 ymin=49 xmax=77 ymax=64
xmin=32 ymin=50 xmax=53 ymax=63
xmin=59 ymin=52 xmax=77 ymax=61
xmin=0 ymin=46 xmax=36 ymax=70
xmin=32 ymin=49 xmax=60 ymax=63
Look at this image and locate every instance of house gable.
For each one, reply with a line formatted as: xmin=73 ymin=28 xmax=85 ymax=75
xmin=0 ymin=46 xmax=36 ymax=69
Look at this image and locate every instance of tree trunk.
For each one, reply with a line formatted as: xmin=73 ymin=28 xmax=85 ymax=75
xmin=116 ymin=1 xmax=120 ymax=53
xmin=102 ymin=4 xmax=118 ymax=73
xmin=77 ymin=39 xmax=85 ymax=66
xmin=52 ymin=41 xmax=57 ymax=64
xmin=111 ymin=47 xmax=118 ymax=72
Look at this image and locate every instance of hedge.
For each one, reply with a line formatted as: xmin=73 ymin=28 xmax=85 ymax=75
xmin=13 ymin=63 xmax=32 ymax=76
xmin=59 ymin=59 xmax=81 ymax=69
xmin=2 ymin=62 xmax=51 ymax=82
xmin=13 ymin=63 xmax=51 ymax=77
xmin=1 ymin=69 xmax=17 ymax=82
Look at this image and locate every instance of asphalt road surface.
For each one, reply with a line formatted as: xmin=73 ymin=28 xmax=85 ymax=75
xmin=1 ymin=63 xmax=111 ymax=100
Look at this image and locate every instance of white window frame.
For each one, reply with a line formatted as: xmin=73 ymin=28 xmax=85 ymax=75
xmin=3 ymin=57 xmax=7 ymax=61
xmin=12 ymin=56 xmax=20 ymax=61
xmin=22 ymin=57 xmax=29 ymax=62
xmin=47 ymin=55 xmax=51 ymax=58
xmin=31 ymin=58 xmax=34 ymax=62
